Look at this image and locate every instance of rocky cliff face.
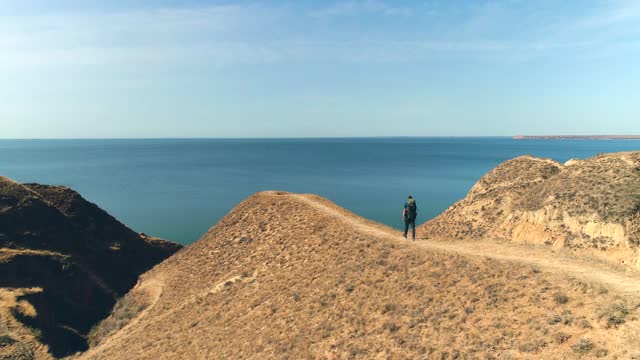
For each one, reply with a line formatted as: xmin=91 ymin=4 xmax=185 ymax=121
xmin=0 ymin=177 xmax=181 ymax=358
xmin=418 ymin=151 xmax=640 ymax=269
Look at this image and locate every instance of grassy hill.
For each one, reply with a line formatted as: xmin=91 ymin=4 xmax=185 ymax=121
xmin=82 ymin=191 xmax=640 ymax=359
xmin=0 ymin=177 xmax=181 ymax=358
xmin=418 ymin=151 xmax=640 ymax=270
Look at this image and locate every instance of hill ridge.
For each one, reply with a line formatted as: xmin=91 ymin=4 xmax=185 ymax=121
xmin=418 ymin=151 xmax=640 ymax=270
xmin=83 ymin=191 xmax=640 ymax=359
xmin=0 ymin=176 xmax=181 ymax=358
xmin=294 ymin=193 xmax=640 ymax=296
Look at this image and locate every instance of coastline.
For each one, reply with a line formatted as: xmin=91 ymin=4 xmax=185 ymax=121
xmin=514 ymin=135 xmax=640 ymax=140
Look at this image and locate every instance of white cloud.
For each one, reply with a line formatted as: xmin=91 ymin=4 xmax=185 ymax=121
xmin=1 ymin=1 xmax=638 ymax=70
xmin=572 ymin=0 xmax=640 ymax=29
xmin=310 ymin=0 xmax=413 ymax=18
xmin=0 ymin=3 xmax=280 ymax=68
xmin=0 ymin=43 xmax=285 ymax=69
xmin=0 ymin=4 xmax=254 ymax=46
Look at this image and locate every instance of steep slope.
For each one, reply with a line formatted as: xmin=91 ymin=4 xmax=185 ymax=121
xmin=83 ymin=191 xmax=640 ymax=359
xmin=22 ymin=183 xmax=182 ymax=292
xmin=418 ymin=151 xmax=640 ymax=269
xmin=0 ymin=177 xmax=181 ymax=358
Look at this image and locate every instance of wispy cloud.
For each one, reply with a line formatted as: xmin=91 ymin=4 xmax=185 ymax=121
xmin=1 ymin=1 xmax=639 ymax=70
xmin=0 ymin=3 xmax=279 ymax=68
xmin=0 ymin=4 xmax=258 ymax=45
xmin=309 ymin=0 xmax=413 ymax=18
xmin=571 ymin=0 xmax=640 ymax=30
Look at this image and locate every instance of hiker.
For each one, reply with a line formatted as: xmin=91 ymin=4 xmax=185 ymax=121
xmin=403 ymin=195 xmax=418 ymax=240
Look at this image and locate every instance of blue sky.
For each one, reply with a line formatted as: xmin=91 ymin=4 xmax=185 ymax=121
xmin=1 ymin=0 xmax=639 ymax=138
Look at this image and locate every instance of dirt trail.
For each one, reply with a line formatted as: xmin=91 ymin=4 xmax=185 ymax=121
xmin=294 ymin=194 xmax=640 ymax=298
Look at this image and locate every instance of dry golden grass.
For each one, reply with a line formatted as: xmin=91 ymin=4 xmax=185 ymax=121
xmin=0 ymin=288 xmax=52 ymax=360
xmin=418 ymin=151 xmax=640 ymax=270
xmin=81 ymin=191 xmax=640 ymax=360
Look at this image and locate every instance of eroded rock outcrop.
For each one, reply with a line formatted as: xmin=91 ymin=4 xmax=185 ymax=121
xmin=418 ymin=151 xmax=640 ymax=269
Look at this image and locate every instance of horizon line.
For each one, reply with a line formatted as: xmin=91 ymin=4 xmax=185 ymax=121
xmin=0 ymin=135 xmax=516 ymax=140
xmin=1 ymin=135 xmax=639 ymax=141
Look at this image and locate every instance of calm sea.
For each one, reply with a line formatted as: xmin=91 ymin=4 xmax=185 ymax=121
xmin=1 ymin=138 xmax=638 ymax=245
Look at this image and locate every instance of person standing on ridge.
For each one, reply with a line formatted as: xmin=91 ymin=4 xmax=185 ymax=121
xmin=403 ymin=195 xmax=418 ymax=240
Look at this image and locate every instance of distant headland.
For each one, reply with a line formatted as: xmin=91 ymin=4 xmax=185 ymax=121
xmin=513 ymin=135 xmax=640 ymax=140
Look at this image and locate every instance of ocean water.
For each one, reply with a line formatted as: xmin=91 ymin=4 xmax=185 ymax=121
xmin=1 ymin=138 xmax=638 ymax=245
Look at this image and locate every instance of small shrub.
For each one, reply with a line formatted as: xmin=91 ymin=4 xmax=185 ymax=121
xmin=579 ymin=318 xmax=592 ymax=329
xmin=594 ymin=349 xmax=609 ymax=358
xmin=572 ymin=339 xmax=594 ymax=354
xmin=318 ymin=322 xmax=334 ymax=339
xmin=348 ymin=346 xmax=368 ymax=358
xmin=575 ymin=282 xmax=589 ymax=294
xmin=561 ymin=310 xmax=574 ymax=325
xmin=518 ymin=339 xmax=546 ymax=353
xmin=554 ymin=292 xmax=569 ymax=304
xmin=0 ymin=334 xmax=17 ymax=347
xmin=600 ymin=302 xmax=631 ymax=328
xmin=548 ymin=315 xmax=562 ymax=325
xmin=23 ymin=326 xmax=42 ymax=340
xmin=89 ymin=295 xmax=148 ymax=347
xmin=382 ymin=322 xmax=400 ymax=333
xmin=382 ymin=303 xmax=397 ymax=315
xmin=606 ymin=314 xmax=626 ymax=327
xmin=464 ymin=306 xmax=475 ymax=315
xmin=555 ymin=332 xmax=571 ymax=344
xmin=598 ymin=286 xmax=609 ymax=295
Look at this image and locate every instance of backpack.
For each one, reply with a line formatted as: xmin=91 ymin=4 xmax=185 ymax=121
xmin=406 ymin=200 xmax=417 ymax=218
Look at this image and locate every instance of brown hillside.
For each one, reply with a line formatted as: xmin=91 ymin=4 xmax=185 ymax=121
xmin=418 ymin=151 xmax=640 ymax=269
xmin=82 ymin=191 xmax=640 ymax=359
xmin=0 ymin=177 xmax=181 ymax=358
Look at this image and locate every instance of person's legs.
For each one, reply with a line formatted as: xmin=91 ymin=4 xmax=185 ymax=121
xmin=403 ymin=221 xmax=409 ymax=238
xmin=411 ymin=219 xmax=416 ymax=240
